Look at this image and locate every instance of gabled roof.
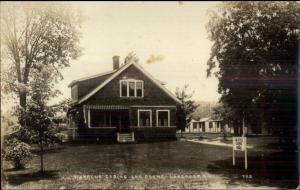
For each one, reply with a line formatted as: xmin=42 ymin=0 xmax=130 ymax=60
xmin=200 ymin=117 xmax=211 ymax=122
xmin=192 ymin=117 xmax=223 ymax=122
xmin=75 ymin=62 xmax=181 ymax=104
xmin=68 ymin=70 xmax=117 ymax=87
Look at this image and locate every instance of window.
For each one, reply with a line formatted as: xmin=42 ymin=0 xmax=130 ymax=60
xmin=193 ymin=123 xmax=197 ymax=129
xmin=209 ymin=122 xmax=213 ymax=128
xmin=121 ymin=81 xmax=127 ymax=97
xmin=129 ymin=82 xmax=135 ymax=97
xmin=136 ymin=82 xmax=143 ymax=97
xmin=120 ymin=79 xmax=143 ymax=98
xmin=156 ymin=110 xmax=170 ymax=127
xmin=138 ymin=110 xmax=152 ymax=127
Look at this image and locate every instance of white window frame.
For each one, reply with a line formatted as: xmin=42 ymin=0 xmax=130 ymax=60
xmin=156 ymin=109 xmax=170 ymax=127
xmin=137 ymin=109 xmax=152 ymax=127
xmin=120 ymin=79 xmax=144 ymax=98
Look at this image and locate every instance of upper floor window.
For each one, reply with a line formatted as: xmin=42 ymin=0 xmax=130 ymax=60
xmin=120 ymin=79 xmax=144 ymax=98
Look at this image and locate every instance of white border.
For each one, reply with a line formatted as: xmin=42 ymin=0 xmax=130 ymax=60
xmin=137 ymin=109 xmax=152 ymax=127
xmin=156 ymin=109 xmax=170 ymax=127
xmin=131 ymin=105 xmax=176 ymax=108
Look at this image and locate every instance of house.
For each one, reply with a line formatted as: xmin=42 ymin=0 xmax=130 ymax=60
xmin=186 ymin=117 xmax=234 ymax=134
xmin=67 ymin=56 xmax=181 ymax=142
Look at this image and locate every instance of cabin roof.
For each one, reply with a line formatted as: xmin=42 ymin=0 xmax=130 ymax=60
xmin=192 ymin=117 xmax=223 ymax=122
xmin=70 ymin=62 xmax=181 ymax=105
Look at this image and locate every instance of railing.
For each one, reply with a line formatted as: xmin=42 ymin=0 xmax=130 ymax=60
xmin=117 ymin=132 xmax=135 ymax=143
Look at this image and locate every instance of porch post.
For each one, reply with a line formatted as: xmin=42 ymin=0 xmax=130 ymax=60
xmin=88 ymin=109 xmax=91 ymax=128
xmin=109 ymin=111 xmax=111 ymax=127
xmin=119 ymin=113 xmax=121 ymax=132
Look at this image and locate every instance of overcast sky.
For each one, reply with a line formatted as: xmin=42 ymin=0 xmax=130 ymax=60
xmin=55 ymin=1 xmax=221 ymax=103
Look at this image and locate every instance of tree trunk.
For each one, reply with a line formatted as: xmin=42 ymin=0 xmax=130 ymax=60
xmin=40 ymin=133 xmax=44 ymax=173
xmin=19 ymin=91 xmax=27 ymax=127
xmin=19 ymin=91 xmax=27 ymax=109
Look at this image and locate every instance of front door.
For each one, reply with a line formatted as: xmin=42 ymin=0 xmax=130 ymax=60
xmin=111 ymin=110 xmax=130 ymax=132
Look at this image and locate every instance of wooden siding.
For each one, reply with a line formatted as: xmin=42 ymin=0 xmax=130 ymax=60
xmin=85 ymin=64 xmax=178 ymax=106
xmin=72 ymin=72 xmax=114 ymax=100
xmin=129 ymin=107 xmax=176 ymax=127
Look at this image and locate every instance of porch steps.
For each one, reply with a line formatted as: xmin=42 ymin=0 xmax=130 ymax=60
xmin=117 ymin=132 xmax=134 ymax=143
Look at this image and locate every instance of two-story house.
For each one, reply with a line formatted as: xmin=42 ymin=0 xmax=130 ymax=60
xmin=67 ymin=56 xmax=181 ymax=142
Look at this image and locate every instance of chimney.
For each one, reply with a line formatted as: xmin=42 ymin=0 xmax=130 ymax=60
xmin=113 ymin=56 xmax=120 ymax=70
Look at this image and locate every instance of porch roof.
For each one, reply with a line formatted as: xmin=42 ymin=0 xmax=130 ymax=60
xmin=84 ymin=105 xmax=130 ymax=110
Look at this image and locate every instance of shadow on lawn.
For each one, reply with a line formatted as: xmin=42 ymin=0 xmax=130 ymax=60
xmin=31 ymin=145 xmax=67 ymax=155
xmin=207 ymin=150 xmax=298 ymax=189
xmin=5 ymin=170 xmax=59 ymax=186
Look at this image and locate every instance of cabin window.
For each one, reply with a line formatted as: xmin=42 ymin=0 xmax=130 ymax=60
xmin=120 ymin=79 xmax=144 ymax=98
xmin=138 ymin=110 xmax=152 ymax=127
xmin=156 ymin=110 xmax=170 ymax=127
xmin=193 ymin=122 xmax=197 ymax=129
xmin=121 ymin=81 xmax=127 ymax=97
xmin=129 ymin=82 xmax=135 ymax=97
xmin=209 ymin=122 xmax=213 ymax=128
xmin=136 ymin=82 xmax=143 ymax=97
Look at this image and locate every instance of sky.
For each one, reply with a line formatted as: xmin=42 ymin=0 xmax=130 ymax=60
xmin=52 ymin=1 xmax=221 ymax=103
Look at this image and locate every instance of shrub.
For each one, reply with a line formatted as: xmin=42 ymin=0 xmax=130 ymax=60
xmin=55 ymin=132 xmax=68 ymax=143
xmin=3 ymin=138 xmax=33 ymax=169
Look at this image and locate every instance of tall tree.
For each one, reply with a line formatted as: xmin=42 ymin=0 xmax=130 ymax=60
xmin=16 ymin=66 xmax=63 ymax=172
xmin=1 ymin=2 xmax=82 ymax=114
xmin=175 ymin=85 xmax=198 ymax=132
xmin=206 ymin=2 xmax=300 ymax=136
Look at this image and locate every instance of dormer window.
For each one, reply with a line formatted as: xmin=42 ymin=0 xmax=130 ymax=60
xmin=120 ymin=79 xmax=144 ymax=98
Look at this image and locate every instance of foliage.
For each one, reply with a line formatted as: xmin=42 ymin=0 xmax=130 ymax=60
xmin=3 ymin=138 xmax=33 ymax=169
xmin=191 ymin=101 xmax=218 ymax=120
xmin=1 ymin=2 xmax=82 ymax=110
xmin=206 ymin=2 xmax=300 ymax=135
xmin=124 ymin=52 xmax=139 ymax=65
xmin=175 ymin=85 xmax=198 ymax=131
xmin=13 ymin=66 xmax=67 ymax=172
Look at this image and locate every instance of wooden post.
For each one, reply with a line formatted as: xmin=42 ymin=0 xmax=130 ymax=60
xmin=245 ymin=146 xmax=248 ymax=169
xmin=242 ymin=114 xmax=246 ymax=137
xmin=233 ymin=148 xmax=235 ymax=166
xmin=109 ymin=111 xmax=111 ymax=127
xmin=132 ymin=132 xmax=134 ymax=141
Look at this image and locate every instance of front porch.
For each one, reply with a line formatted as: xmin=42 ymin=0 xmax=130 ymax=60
xmin=69 ymin=105 xmax=177 ymax=142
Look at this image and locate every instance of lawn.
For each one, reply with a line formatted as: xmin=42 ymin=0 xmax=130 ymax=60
xmin=3 ymin=139 xmax=298 ymax=189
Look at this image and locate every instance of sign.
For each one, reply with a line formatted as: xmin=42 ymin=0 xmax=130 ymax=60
xmin=232 ymin=137 xmax=248 ymax=169
xmin=233 ymin=137 xmax=246 ymax=151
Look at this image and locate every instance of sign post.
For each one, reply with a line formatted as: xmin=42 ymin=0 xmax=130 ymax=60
xmin=233 ymin=137 xmax=247 ymax=169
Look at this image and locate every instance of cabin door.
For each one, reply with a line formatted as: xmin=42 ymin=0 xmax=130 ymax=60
xmin=111 ymin=110 xmax=130 ymax=133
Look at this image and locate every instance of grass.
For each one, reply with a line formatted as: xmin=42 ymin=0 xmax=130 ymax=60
xmin=3 ymin=139 xmax=298 ymax=189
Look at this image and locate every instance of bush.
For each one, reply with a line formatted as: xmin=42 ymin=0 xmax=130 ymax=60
xmin=55 ymin=132 xmax=68 ymax=143
xmin=3 ymin=138 xmax=33 ymax=169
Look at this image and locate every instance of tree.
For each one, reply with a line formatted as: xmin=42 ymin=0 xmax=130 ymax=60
xmin=206 ymin=2 xmax=300 ymax=136
xmin=175 ymin=85 xmax=198 ymax=132
xmin=16 ymin=66 xmax=64 ymax=172
xmin=1 ymin=2 xmax=82 ymax=121
xmin=124 ymin=52 xmax=139 ymax=65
